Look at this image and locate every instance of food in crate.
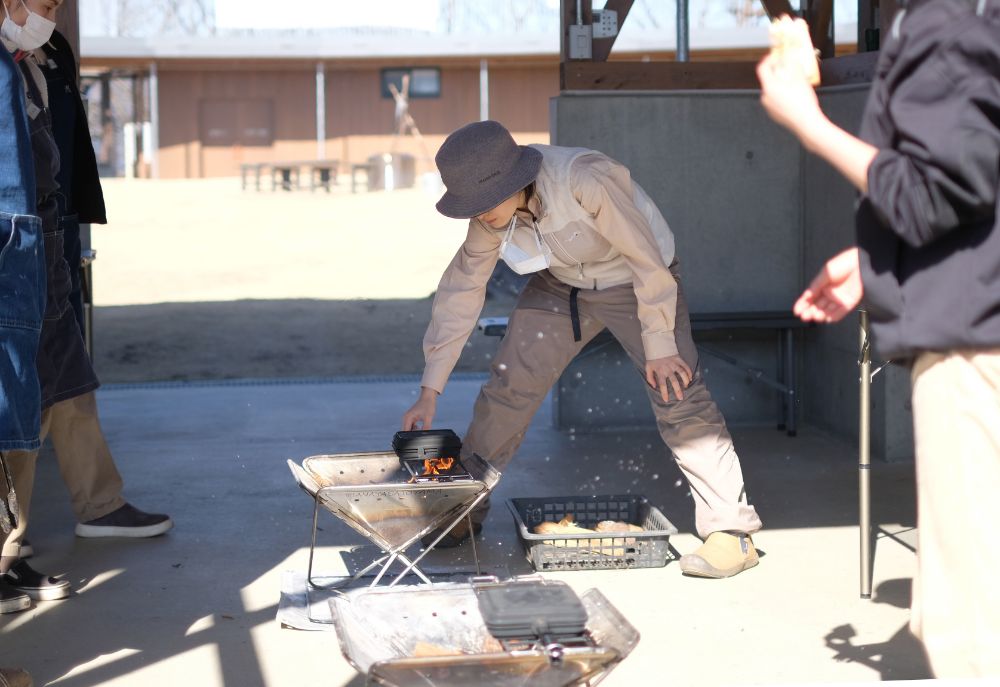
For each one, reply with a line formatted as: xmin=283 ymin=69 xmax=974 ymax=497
xmin=532 ymin=514 xmax=644 ymax=556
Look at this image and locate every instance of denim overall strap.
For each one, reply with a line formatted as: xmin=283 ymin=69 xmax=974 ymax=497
xmin=0 ymin=49 xmax=34 ymax=215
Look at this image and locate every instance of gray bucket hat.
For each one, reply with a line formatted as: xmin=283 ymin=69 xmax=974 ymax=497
xmin=435 ymin=120 xmax=543 ymax=219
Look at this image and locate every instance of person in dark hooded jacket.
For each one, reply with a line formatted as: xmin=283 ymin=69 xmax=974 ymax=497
xmin=758 ymin=0 xmax=1000 ymax=677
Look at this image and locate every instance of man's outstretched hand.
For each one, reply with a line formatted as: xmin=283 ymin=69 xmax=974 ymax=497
xmin=794 ymin=247 xmax=864 ymax=323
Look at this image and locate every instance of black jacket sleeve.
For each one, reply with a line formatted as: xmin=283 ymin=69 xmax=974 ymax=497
xmin=865 ymin=5 xmax=1000 ymax=249
xmin=49 ymin=30 xmax=107 ymax=225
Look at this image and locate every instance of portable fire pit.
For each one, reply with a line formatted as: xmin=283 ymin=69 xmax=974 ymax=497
xmin=328 ymin=577 xmax=640 ymax=687
xmin=287 ymin=445 xmax=500 ymax=598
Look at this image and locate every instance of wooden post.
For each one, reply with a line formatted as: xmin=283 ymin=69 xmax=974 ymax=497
xmin=879 ymin=0 xmax=901 ymax=36
xmin=806 ymin=0 xmax=836 ymax=60
xmin=55 ymin=0 xmax=80 ymax=78
xmin=758 ymin=0 xmax=796 ymax=19
xmin=858 ymin=0 xmax=878 ymax=52
xmin=591 ymin=0 xmax=635 ymax=63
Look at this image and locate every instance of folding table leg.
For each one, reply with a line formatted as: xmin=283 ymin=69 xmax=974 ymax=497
xmin=859 ymin=311 xmax=873 ymax=599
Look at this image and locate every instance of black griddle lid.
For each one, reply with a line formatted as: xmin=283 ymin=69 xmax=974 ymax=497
xmin=392 ymin=429 xmax=462 ymax=460
xmin=474 ymin=579 xmax=588 ymax=640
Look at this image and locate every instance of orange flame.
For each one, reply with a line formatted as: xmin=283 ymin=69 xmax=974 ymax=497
xmin=421 ymin=457 xmax=455 ymax=476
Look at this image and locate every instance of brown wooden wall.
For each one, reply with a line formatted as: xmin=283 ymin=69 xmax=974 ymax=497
xmin=153 ymin=61 xmax=558 ymax=179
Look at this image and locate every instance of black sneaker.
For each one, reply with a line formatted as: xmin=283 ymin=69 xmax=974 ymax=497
xmin=420 ymin=520 xmax=483 ymax=549
xmin=0 ymin=580 xmax=32 ymax=614
xmin=75 ymin=503 xmax=173 ymax=538
xmin=2 ymin=560 xmax=70 ymax=601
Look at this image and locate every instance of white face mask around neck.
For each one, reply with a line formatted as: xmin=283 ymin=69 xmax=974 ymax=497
xmin=1 ymin=0 xmax=56 ymax=52
xmin=499 ymin=215 xmax=552 ymax=276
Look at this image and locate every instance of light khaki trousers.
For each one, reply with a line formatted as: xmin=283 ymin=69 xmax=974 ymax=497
xmin=0 ymin=391 xmax=125 ymax=557
xmin=462 ymin=270 xmax=762 ymax=539
xmin=909 ymin=349 xmax=1000 ymax=677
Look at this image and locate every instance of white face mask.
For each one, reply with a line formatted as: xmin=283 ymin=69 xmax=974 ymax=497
xmin=500 ymin=216 xmax=552 ymax=276
xmin=1 ymin=1 xmax=56 ymax=52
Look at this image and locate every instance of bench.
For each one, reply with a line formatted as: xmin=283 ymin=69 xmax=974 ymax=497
xmin=240 ymin=162 xmax=269 ymax=191
xmin=271 ymin=163 xmax=301 ymax=191
xmin=351 ymin=162 xmax=372 ymax=193
xmin=477 ymin=311 xmax=810 ymax=436
xmin=307 ymin=161 xmax=339 ymax=192
xmin=240 ymin=161 xmax=339 ymax=192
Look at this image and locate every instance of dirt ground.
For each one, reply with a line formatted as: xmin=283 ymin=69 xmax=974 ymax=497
xmin=90 ymin=177 xmax=521 ymax=384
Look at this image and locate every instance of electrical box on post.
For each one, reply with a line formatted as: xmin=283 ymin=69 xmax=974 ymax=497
xmin=568 ymin=23 xmax=593 ymax=60
xmin=592 ymin=9 xmax=618 ymax=39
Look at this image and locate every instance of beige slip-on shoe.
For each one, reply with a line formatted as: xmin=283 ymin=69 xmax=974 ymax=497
xmin=679 ymin=531 xmax=759 ymax=578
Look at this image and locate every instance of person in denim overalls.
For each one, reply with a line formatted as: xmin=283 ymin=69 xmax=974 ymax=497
xmin=0 ymin=35 xmax=43 ymax=687
xmin=1 ymin=0 xmax=98 ymax=607
xmin=1 ymin=1 xmax=172 ymax=613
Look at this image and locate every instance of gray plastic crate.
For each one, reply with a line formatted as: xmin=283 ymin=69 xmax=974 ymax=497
xmin=507 ymin=495 xmax=678 ymax=571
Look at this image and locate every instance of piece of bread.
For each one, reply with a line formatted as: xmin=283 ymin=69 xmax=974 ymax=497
xmin=595 ymin=520 xmax=644 ymax=534
xmin=533 ymin=513 xmax=593 ymax=536
xmin=532 ymin=514 xmax=641 ymax=556
xmin=768 ymin=15 xmax=821 ymax=86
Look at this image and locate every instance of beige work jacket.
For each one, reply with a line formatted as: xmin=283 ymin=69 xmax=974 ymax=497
xmin=421 ymin=146 xmax=680 ymax=393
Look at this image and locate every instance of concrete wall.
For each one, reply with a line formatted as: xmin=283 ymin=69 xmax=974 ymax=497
xmin=550 ymin=89 xmax=914 ymax=460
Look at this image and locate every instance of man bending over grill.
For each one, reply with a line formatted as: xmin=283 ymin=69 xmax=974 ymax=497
xmin=402 ymin=120 xmax=762 ymax=578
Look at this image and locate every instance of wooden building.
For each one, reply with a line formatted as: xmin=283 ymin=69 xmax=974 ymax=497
xmin=79 ymin=24 xmax=858 ymax=180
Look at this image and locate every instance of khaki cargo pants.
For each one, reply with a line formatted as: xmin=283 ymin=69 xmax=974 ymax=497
xmin=909 ymin=349 xmax=1000 ymax=677
xmin=462 ymin=269 xmax=762 ymax=539
xmin=1 ymin=391 xmax=126 ymax=558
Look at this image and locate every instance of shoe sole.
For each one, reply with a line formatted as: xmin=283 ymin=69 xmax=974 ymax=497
xmin=0 ymin=594 xmax=32 ymax=614
xmin=75 ymin=519 xmax=173 ymax=539
xmin=678 ymin=555 xmax=759 ymax=579
xmin=13 ymin=583 xmax=70 ymax=602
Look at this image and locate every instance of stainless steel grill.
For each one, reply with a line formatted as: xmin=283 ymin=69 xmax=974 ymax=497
xmin=288 ymin=451 xmax=500 ymax=600
xmin=329 ymin=580 xmax=640 ymax=687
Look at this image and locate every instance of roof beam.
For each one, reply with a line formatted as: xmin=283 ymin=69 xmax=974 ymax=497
xmin=562 ymin=50 xmax=879 ymax=91
xmin=758 ymin=0 xmax=796 ymax=20
xmin=592 ymin=0 xmax=635 ymax=62
xmin=806 ymin=0 xmax=835 ymax=59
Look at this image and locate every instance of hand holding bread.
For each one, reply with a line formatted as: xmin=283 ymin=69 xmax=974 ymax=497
xmin=767 ymin=15 xmax=821 ymax=87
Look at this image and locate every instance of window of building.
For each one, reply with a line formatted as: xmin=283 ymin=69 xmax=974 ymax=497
xmin=200 ymin=99 xmax=274 ymax=147
xmin=381 ymin=68 xmax=441 ymax=99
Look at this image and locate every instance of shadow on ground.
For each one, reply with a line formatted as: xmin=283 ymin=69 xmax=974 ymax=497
xmin=93 ymin=295 xmax=514 ymax=384
xmin=93 ymin=266 xmax=528 ymax=384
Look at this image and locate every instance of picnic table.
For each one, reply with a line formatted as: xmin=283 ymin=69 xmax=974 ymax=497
xmin=240 ymin=160 xmax=339 ymax=192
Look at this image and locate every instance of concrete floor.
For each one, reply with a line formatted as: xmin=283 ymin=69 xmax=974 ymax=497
xmin=2 ymin=376 xmax=933 ymax=686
